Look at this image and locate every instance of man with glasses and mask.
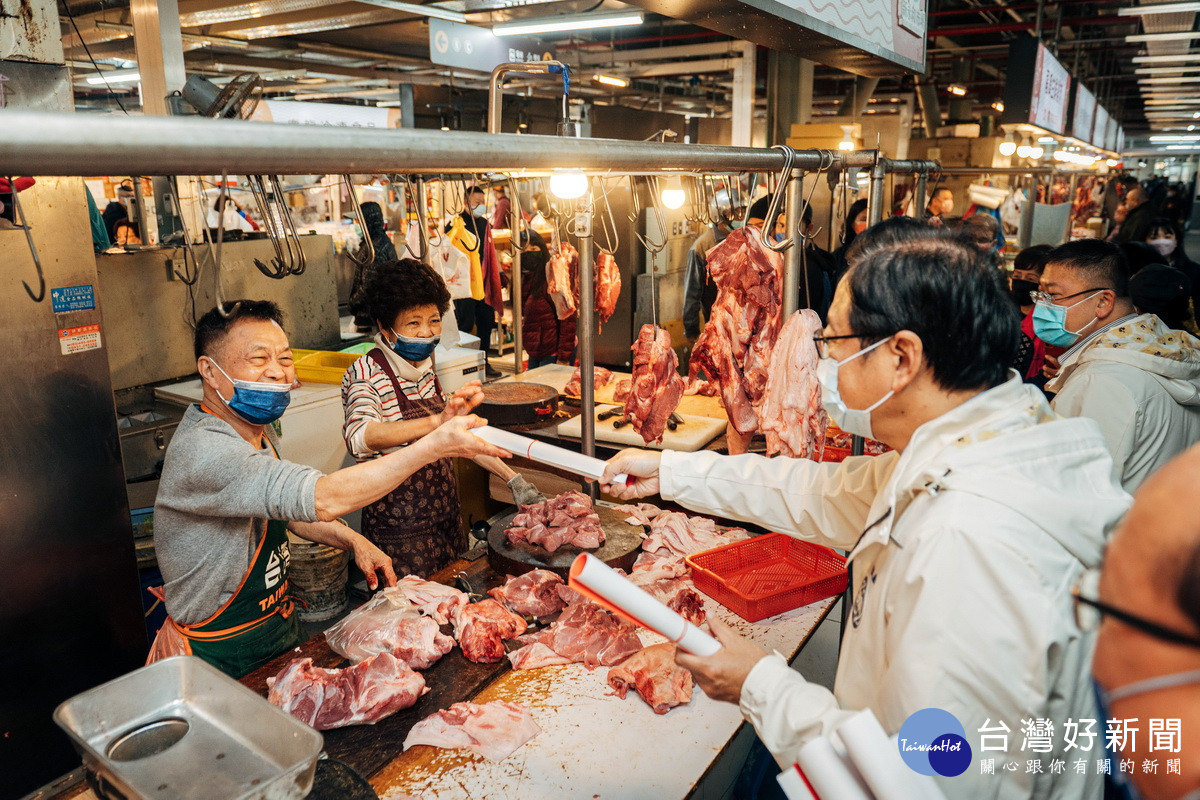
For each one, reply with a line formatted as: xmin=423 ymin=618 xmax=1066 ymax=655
xmin=1038 ymin=239 xmax=1200 ymax=492
xmin=1078 ymin=443 xmax=1200 ymax=800
xmin=602 ymin=232 xmax=1129 ymax=799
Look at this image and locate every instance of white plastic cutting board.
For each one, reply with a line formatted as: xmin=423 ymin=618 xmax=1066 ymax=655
xmin=557 ymin=405 xmax=726 ymax=452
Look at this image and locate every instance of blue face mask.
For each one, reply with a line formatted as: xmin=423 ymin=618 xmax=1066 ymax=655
xmin=1031 ymin=291 xmax=1102 ymax=348
xmin=389 ymin=329 xmax=439 ymax=362
xmin=729 ymin=219 xmax=744 ymax=229
xmin=210 ymin=360 xmax=292 ymax=425
xmin=774 ymin=232 xmax=786 ymax=243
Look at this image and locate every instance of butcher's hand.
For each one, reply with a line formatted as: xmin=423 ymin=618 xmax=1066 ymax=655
xmin=507 ymin=474 xmax=545 ymax=506
xmin=675 ymin=616 xmax=768 ymax=704
xmin=351 ymin=535 xmax=397 ymax=591
xmin=601 ymin=448 xmax=662 ymax=500
xmin=1042 ymin=354 xmax=1061 ymax=381
xmin=440 ymin=380 xmax=485 ymax=423
xmin=425 ymin=415 xmax=511 ymax=459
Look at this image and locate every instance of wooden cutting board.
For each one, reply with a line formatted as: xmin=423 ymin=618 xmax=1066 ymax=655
xmin=556 ymin=405 xmax=727 ymax=452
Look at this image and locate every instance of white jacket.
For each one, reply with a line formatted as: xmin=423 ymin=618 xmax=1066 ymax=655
xmin=659 ymin=376 xmax=1131 ymax=800
xmin=1049 ymin=313 xmax=1200 ymax=492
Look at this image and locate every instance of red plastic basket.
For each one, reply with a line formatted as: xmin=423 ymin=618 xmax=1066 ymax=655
xmin=686 ymin=533 xmax=849 ymax=622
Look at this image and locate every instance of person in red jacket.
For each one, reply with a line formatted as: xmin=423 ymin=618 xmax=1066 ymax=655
xmin=518 ymin=229 xmax=575 ymax=368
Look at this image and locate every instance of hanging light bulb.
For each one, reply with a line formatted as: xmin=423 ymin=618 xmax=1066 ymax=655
xmin=999 ymin=133 xmax=1017 ymax=156
xmin=1030 ymin=144 xmax=1045 ymax=159
xmin=549 ymin=169 xmax=588 ymax=200
xmin=660 ymin=176 xmax=686 ymax=209
xmin=1016 ymin=137 xmax=1033 ymax=159
xmin=838 ymin=124 xmax=856 ymax=151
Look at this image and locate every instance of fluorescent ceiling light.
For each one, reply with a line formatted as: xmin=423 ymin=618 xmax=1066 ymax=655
xmin=1133 ymin=54 xmax=1200 ymax=63
xmin=1148 ymin=134 xmax=1200 ymax=141
xmin=86 ymin=69 xmax=140 ymax=85
xmin=593 ymin=74 xmax=629 ymax=88
xmin=946 ymin=83 xmax=967 ymax=96
xmin=353 ymin=0 xmax=467 ymax=22
xmin=1140 ymin=76 xmax=1200 ymax=84
xmin=493 ymin=10 xmax=644 ymax=36
xmin=1135 ymin=66 xmax=1200 ymax=74
xmin=1119 ymin=2 xmax=1200 ymax=15
xmin=1127 ymin=31 xmax=1200 ymax=42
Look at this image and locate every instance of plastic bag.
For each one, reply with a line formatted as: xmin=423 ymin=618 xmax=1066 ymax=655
xmin=323 ymin=587 xmax=449 ymax=665
xmin=144 ymin=586 xmax=191 ymax=664
xmin=429 ymin=237 xmax=473 ymax=300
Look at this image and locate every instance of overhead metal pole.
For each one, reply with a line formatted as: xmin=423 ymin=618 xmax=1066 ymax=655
xmin=868 ymin=159 xmax=887 ymax=225
xmin=488 ymin=61 xmax=570 ymax=135
xmin=783 ymin=169 xmax=804 ymax=317
xmin=1019 ymin=173 xmax=1038 ymax=249
xmin=0 ymin=111 xmax=879 ymax=176
xmin=576 ymin=195 xmax=597 ymax=490
xmin=915 ymin=172 xmax=929 ymax=219
xmin=509 ymin=177 xmax=523 ymax=374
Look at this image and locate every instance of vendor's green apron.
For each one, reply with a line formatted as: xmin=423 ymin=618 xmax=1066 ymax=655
xmin=172 ymin=516 xmax=300 ymax=677
xmin=360 ymin=348 xmax=463 ymax=577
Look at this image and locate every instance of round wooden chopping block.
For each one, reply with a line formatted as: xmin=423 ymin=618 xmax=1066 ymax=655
xmin=477 ymin=382 xmax=559 ymax=427
xmin=487 ymin=504 xmax=645 ymax=579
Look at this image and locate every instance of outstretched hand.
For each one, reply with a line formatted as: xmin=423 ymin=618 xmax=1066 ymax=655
xmin=440 ymin=380 xmax=485 ymax=423
xmin=426 ymin=414 xmax=511 ymax=460
xmin=601 ymin=448 xmax=663 ymax=500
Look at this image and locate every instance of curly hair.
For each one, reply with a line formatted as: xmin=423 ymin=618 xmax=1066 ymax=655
xmin=365 ymin=258 xmax=452 ymax=327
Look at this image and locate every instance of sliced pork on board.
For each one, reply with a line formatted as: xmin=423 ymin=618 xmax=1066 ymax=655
xmin=641 ymin=510 xmax=751 ymax=559
xmin=547 ymin=243 xmax=578 ymax=320
xmin=452 ymin=599 xmax=527 ymax=663
xmin=689 ymin=226 xmax=785 ymax=435
xmin=324 ymin=594 xmax=455 ymax=669
xmin=607 ymin=643 xmax=694 ymax=715
xmin=487 ymin=569 xmax=568 ymax=618
xmin=627 ymin=572 xmax=706 ymax=626
xmin=403 ymin=701 xmax=541 ymax=763
xmin=625 ymin=324 xmax=686 ymax=444
xmin=760 ymin=309 xmax=828 ymax=460
xmin=507 ymin=599 xmax=643 ymax=670
xmin=564 ymin=366 xmax=614 ymax=398
xmin=505 ymin=491 xmax=605 ymax=552
xmin=267 ymin=652 xmax=427 ymax=730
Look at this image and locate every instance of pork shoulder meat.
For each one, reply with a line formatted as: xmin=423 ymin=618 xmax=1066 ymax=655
xmin=403 ymin=701 xmax=541 ymax=762
xmin=267 ymin=652 xmax=427 ymax=730
xmin=607 ymin=643 xmax=693 ymax=715
xmin=505 ymin=490 xmax=605 ymax=552
xmin=564 ymin=366 xmax=614 ymax=398
xmin=625 ymin=324 xmax=686 ymax=444
xmin=595 ymin=251 xmax=622 ymax=326
xmin=547 ymin=242 xmax=578 ymax=320
xmin=759 ymin=309 xmax=828 ymax=460
xmin=487 ymin=569 xmax=568 ymax=618
xmin=452 ymin=599 xmax=527 ymax=663
xmin=688 ymin=226 xmax=785 ymax=435
xmin=508 ymin=598 xmax=643 ymax=670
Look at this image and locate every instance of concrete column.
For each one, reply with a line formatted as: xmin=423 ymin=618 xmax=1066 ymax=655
xmin=767 ymin=51 xmax=813 ymax=146
xmin=836 ymin=76 xmax=880 ymax=118
xmin=130 ymin=0 xmax=185 ymax=116
xmin=731 ymin=41 xmax=756 ymax=147
xmin=916 ymin=80 xmax=941 ymax=138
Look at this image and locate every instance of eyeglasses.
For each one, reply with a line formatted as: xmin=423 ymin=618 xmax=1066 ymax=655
xmin=1073 ymin=569 xmax=1200 ymax=649
xmin=812 ymin=333 xmax=889 ymax=360
xmin=1030 ymin=287 xmax=1112 ymax=306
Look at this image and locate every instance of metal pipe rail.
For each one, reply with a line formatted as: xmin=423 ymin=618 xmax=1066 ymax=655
xmin=867 ymin=158 xmax=943 ymax=224
xmin=0 ymin=111 xmax=879 ymax=177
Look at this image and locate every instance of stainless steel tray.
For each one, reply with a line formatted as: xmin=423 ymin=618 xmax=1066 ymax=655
xmin=54 ymin=656 xmax=323 ymax=800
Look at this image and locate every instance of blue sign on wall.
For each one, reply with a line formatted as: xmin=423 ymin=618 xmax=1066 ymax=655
xmin=50 ymin=285 xmax=96 ymax=313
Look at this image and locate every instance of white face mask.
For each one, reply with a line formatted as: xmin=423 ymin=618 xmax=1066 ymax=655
xmin=816 ymin=336 xmax=894 ymax=440
xmin=472 ymin=204 xmax=486 ymax=217
xmin=1149 ymin=237 xmax=1177 ymax=258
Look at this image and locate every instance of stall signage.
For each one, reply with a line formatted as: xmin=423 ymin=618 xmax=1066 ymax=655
xmin=1094 ymin=105 xmax=1110 ymax=151
xmin=58 ymin=324 xmax=102 ymax=355
xmin=50 ymin=284 xmax=95 ymax=313
xmin=429 ymin=19 xmax=551 ymax=72
xmin=260 ymin=100 xmax=394 ymax=128
xmin=1001 ymin=36 xmax=1071 ymax=135
xmin=1070 ymin=83 xmax=1096 ymax=144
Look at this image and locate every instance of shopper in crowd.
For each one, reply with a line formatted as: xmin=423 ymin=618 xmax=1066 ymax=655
xmin=924 ymin=186 xmax=954 ymax=221
xmin=1114 ymin=185 xmax=1156 ymax=244
xmin=1009 ymin=244 xmax=1056 ymax=384
xmin=341 ymin=259 xmax=538 ymax=577
xmin=348 ymin=200 xmax=399 ymax=331
xmin=1086 ymin=442 xmax=1200 ymax=800
xmin=517 ymin=227 xmax=576 ymax=368
xmin=1041 ymin=239 xmax=1200 ymax=492
xmin=151 ymin=300 xmax=508 ymax=676
xmin=830 ymin=197 xmax=869 ymax=287
xmin=1161 ymin=182 xmax=1188 ymax=226
xmin=1130 ymin=263 xmax=1193 ymax=332
xmin=490 ymin=183 xmax=512 ymax=230
xmin=683 ymin=188 xmax=744 ymax=343
xmin=447 ymin=185 xmax=504 ymax=378
xmin=604 ymin=232 xmax=1128 ymax=800
xmin=1146 ymin=217 xmax=1200 ymax=333
xmin=207 ymin=193 xmax=256 ymax=235
xmin=961 ymin=213 xmax=1001 ymax=266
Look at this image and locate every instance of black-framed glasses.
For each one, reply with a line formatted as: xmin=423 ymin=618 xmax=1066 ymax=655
xmin=1030 ymin=287 xmax=1112 ymax=306
xmin=1073 ymin=569 xmax=1200 ymax=649
xmin=812 ymin=333 xmax=889 ymax=360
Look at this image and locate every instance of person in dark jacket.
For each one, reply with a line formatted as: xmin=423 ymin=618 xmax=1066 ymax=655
xmin=1113 ymin=185 xmax=1157 ymax=244
xmin=830 ymin=198 xmax=869 ymax=288
xmin=1130 ymin=263 xmax=1193 ymax=331
xmin=349 ymin=200 xmax=399 ymax=331
xmin=1145 ymin=217 xmax=1200 ymax=333
xmin=518 ymin=228 xmax=575 ymax=368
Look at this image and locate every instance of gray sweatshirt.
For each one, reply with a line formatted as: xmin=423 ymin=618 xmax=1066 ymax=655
xmin=154 ymin=404 xmax=322 ymax=624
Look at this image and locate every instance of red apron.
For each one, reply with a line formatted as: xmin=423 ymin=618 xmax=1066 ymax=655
xmin=360 ymin=348 xmax=463 ymax=577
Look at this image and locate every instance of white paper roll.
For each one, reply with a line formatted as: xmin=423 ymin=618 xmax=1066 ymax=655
xmin=836 ymin=709 xmax=947 ymax=800
xmin=472 ymin=426 xmax=630 ymax=485
xmin=776 ymin=764 xmax=819 ymax=800
xmin=569 ymin=553 xmax=721 ymax=657
xmin=796 ymin=737 xmax=871 ymax=800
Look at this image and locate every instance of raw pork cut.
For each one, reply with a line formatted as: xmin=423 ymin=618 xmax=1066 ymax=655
xmin=631 ymin=550 xmax=689 ymax=580
xmin=506 ymin=641 xmax=573 ymax=670
xmin=595 ymin=251 xmax=622 ymax=326
xmin=392 ymin=575 xmax=469 ymax=625
xmin=641 ymin=511 xmax=751 ymax=558
xmin=547 ymin=243 xmax=578 ymax=320
xmin=452 ymin=599 xmax=527 ymax=663
xmin=564 ymin=366 xmax=614 ymax=398
xmin=617 ymin=502 xmax=663 ymax=527
xmin=488 ymin=569 xmax=568 ymax=618
xmin=628 ymin=573 xmax=706 ymax=625
xmin=403 ymin=701 xmax=540 ymax=762
xmin=624 ymin=324 xmax=685 ymax=444
xmin=759 ymin=309 xmax=828 ymax=460
xmin=324 ymin=591 xmax=455 ymax=668
xmin=509 ymin=598 xmax=643 ymax=670
xmin=683 ymin=377 xmax=719 ymax=397
xmin=612 ymin=378 xmax=632 ymax=404
xmin=607 ymin=643 xmax=693 ymax=715
xmin=688 ymin=226 xmax=785 ymax=435
xmin=505 ymin=491 xmax=605 ymax=552
xmin=267 ymin=652 xmax=426 ymax=730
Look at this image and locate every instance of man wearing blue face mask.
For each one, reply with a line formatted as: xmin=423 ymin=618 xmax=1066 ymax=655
xmin=151 ymin=300 xmax=511 ymax=677
xmin=603 ymin=232 xmax=1129 ymax=800
xmin=1040 ymin=239 xmax=1200 ymax=492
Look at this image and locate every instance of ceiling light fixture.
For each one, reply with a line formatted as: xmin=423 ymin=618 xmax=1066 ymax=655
xmin=999 ymin=133 xmax=1017 ymax=156
xmin=86 ymin=69 xmax=141 ymax=85
xmin=549 ymin=169 xmax=588 ymax=199
xmin=1140 ymin=76 xmax=1200 ymax=84
xmin=1135 ymin=66 xmax=1200 ymax=74
xmin=947 ymin=83 xmax=967 ymax=96
xmin=493 ymin=10 xmax=644 ymax=37
xmin=1118 ymin=1 xmax=1200 ymax=13
xmin=991 ymin=100 xmax=1005 ymax=112
xmin=352 ymin=0 xmax=467 ymax=23
xmin=1126 ymin=30 xmax=1200 ymax=41
xmin=1133 ymin=54 xmax=1200 ymax=63
xmin=592 ymin=74 xmax=630 ymax=88
xmin=660 ymin=176 xmax=686 ymax=209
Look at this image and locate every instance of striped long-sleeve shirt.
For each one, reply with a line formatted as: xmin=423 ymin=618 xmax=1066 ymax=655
xmin=341 ymin=336 xmax=441 ymax=461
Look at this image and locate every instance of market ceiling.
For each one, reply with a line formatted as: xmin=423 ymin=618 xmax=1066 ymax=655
xmin=59 ymin=0 xmax=1198 ymax=139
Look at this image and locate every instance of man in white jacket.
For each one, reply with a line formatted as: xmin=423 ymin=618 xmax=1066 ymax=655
xmin=1039 ymin=239 xmax=1200 ymax=492
xmin=604 ymin=233 xmax=1130 ymax=800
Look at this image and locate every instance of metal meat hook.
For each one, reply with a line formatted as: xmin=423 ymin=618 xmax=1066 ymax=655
xmin=6 ymin=178 xmax=45 ymax=302
xmin=213 ymin=173 xmax=241 ymax=319
xmin=763 ymin=145 xmax=796 ymax=253
xmin=342 ymin=175 xmax=376 ymax=269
